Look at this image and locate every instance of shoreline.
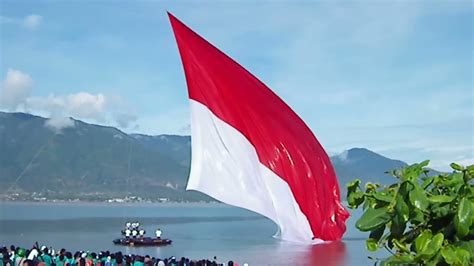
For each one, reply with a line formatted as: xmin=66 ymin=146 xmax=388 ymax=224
xmin=0 ymin=200 xmax=229 ymax=207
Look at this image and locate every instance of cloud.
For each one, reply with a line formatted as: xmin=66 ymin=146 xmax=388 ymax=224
xmin=23 ymin=15 xmax=42 ymax=30
xmin=67 ymin=92 xmax=107 ymax=121
xmin=27 ymin=92 xmax=107 ymax=122
xmin=27 ymin=92 xmax=138 ymax=128
xmin=44 ymin=116 xmax=75 ymax=133
xmin=1 ymin=69 xmax=137 ymax=129
xmin=336 ymin=150 xmax=349 ymax=162
xmin=0 ymin=69 xmax=33 ymax=110
xmin=25 ymin=93 xmax=106 ymax=121
xmin=114 ymin=112 xmax=138 ymax=128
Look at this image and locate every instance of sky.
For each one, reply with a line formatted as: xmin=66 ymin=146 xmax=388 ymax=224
xmin=0 ymin=0 xmax=472 ymax=170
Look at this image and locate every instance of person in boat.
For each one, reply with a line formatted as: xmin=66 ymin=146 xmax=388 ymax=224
xmin=131 ymin=230 xmax=138 ymax=239
xmin=125 ymin=229 xmax=131 ymax=239
xmin=155 ymin=229 xmax=162 ymax=239
xmin=138 ymin=230 xmax=145 ymax=238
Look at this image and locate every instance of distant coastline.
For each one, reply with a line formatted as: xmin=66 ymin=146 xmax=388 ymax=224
xmin=0 ymin=200 xmax=227 ymax=207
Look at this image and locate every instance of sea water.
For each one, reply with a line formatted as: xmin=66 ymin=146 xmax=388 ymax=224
xmin=0 ymin=202 xmax=387 ymax=265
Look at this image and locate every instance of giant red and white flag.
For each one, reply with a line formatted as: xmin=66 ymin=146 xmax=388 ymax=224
xmin=169 ymin=13 xmax=349 ymax=243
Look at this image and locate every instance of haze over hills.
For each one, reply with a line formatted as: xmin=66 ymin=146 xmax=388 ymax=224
xmin=0 ymin=111 xmax=427 ymax=202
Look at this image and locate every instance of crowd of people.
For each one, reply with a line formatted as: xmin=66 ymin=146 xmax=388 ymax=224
xmin=0 ymin=245 xmax=246 ymax=266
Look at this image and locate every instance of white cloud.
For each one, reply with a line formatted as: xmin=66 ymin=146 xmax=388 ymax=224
xmin=23 ymin=15 xmax=42 ymax=30
xmin=1 ymin=68 xmax=137 ymax=129
xmin=44 ymin=116 xmax=75 ymax=133
xmin=67 ymin=92 xmax=107 ymax=121
xmin=27 ymin=92 xmax=138 ymax=128
xmin=114 ymin=112 xmax=138 ymax=128
xmin=0 ymin=69 xmax=33 ymax=110
xmin=337 ymin=150 xmax=349 ymax=162
xmin=27 ymin=93 xmax=107 ymax=120
xmin=27 ymin=92 xmax=107 ymax=122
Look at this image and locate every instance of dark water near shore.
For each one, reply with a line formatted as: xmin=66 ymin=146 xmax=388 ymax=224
xmin=0 ymin=202 xmax=386 ymax=265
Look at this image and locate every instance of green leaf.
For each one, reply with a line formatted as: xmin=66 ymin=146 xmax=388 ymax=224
xmin=410 ymin=208 xmax=425 ymax=224
xmin=372 ymin=192 xmax=393 ymax=203
xmin=454 ymin=198 xmax=472 ymax=238
xmin=443 ymin=172 xmax=464 ymax=189
xmin=347 ymin=191 xmax=365 ymax=209
xmin=440 ymin=246 xmax=459 ymax=265
xmin=456 ymin=241 xmax=474 ymax=263
xmin=366 ymin=238 xmax=378 ymax=252
xmin=420 ymin=233 xmax=444 ymax=259
xmin=454 ymin=247 xmax=470 ymax=265
xmin=365 ymin=182 xmax=379 ymax=193
xmin=401 ymin=166 xmax=418 ymax=182
xmin=431 ymin=204 xmax=451 ymax=219
xmin=397 ymin=254 xmax=415 ymax=262
xmin=450 ymin=162 xmax=464 ymax=171
xmin=457 ymin=240 xmax=474 ymax=252
xmin=398 ymin=181 xmax=414 ymax=197
xmin=390 ymin=214 xmax=406 ymax=239
xmin=395 ymin=194 xmax=410 ymax=223
xmin=421 ymin=176 xmax=435 ymax=189
xmin=347 ymin=179 xmax=360 ymax=193
xmin=392 ymin=238 xmax=410 ymax=253
xmin=409 ymin=184 xmax=429 ymax=211
xmin=356 ymin=206 xmax=392 ymax=232
xmin=428 ymin=195 xmax=454 ymax=203
xmin=419 ymin=160 xmax=430 ymax=168
xmin=467 ymin=164 xmax=474 ymax=176
xmin=415 ymin=230 xmax=432 ymax=253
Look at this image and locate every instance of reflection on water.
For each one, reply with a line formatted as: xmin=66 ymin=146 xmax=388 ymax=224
xmin=304 ymin=241 xmax=347 ymax=266
xmin=272 ymin=241 xmax=347 ymax=266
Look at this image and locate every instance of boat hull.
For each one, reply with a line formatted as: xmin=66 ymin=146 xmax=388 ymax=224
xmin=113 ymin=237 xmax=172 ymax=246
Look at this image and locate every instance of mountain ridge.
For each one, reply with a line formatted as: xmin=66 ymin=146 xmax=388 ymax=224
xmin=0 ymin=111 xmax=424 ymax=202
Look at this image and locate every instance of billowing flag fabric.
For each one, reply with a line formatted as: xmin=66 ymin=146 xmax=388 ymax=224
xmin=168 ymin=13 xmax=349 ymax=243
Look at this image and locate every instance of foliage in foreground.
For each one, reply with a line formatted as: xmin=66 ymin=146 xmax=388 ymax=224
xmin=347 ymin=161 xmax=474 ymax=265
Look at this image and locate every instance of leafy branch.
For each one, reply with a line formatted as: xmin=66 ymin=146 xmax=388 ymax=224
xmin=347 ymin=161 xmax=474 ymax=265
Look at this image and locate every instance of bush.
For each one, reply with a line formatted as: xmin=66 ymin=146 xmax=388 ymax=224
xmin=347 ymin=161 xmax=474 ymax=265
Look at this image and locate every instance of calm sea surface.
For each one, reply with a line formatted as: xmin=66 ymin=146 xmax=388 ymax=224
xmin=0 ymin=202 xmax=387 ymax=265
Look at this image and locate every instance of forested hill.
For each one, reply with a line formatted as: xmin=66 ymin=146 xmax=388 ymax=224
xmin=0 ymin=111 xmax=427 ymax=202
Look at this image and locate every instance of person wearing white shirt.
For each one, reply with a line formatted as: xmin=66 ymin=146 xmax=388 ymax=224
xmin=155 ymin=228 xmax=162 ymax=239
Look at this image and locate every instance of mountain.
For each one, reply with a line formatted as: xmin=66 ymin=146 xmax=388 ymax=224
xmin=331 ymin=148 xmax=408 ymax=189
xmin=0 ymin=112 xmax=206 ymax=202
xmin=0 ymin=111 xmax=424 ymax=202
